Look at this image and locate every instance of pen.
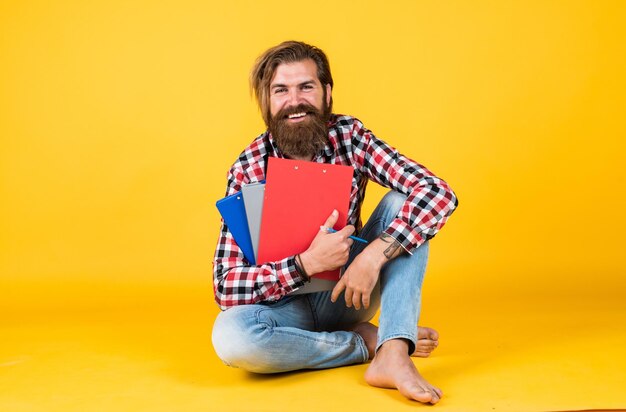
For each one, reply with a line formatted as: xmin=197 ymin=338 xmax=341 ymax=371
xmin=325 ymin=227 xmax=369 ymax=244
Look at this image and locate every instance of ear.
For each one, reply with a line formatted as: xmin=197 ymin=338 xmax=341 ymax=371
xmin=325 ymin=83 xmax=332 ymax=106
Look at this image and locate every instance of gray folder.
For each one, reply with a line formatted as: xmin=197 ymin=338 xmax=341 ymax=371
xmin=241 ymin=181 xmax=337 ymax=295
xmin=291 ymin=277 xmax=338 ymax=295
xmin=241 ymin=182 xmax=265 ymax=261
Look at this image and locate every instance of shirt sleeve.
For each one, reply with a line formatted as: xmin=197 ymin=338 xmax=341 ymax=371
xmin=212 ymin=166 xmax=307 ymax=310
xmin=355 ymin=123 xmax=459 ymax=254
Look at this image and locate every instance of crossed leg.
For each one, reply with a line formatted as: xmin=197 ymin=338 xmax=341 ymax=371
xmin=213 ymin=191 xmax=443 ymax=404
xmin=334 ymin=192 xmax=442 ymax=404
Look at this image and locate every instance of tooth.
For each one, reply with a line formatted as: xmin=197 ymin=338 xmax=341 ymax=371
xmin=288 ymin=112 xmax=307 ymax=119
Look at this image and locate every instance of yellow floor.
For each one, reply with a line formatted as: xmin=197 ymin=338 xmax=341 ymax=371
xmin=1 ymin=293 xmax=625 ymax=412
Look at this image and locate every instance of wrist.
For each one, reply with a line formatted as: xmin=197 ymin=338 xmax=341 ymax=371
xmin=294 ymin=254 xmax=310 ymax=282
xmin=368 ymin=238 xmax=399 ymax=267
xmin=371 ymin=250 xmax=389 ymax=269
xmin=299 ymin=251 xmax=321 ymax=276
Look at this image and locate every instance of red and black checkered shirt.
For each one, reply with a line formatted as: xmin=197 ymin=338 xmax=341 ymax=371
xmin=213 ymin=114 xmax=458 ymax=310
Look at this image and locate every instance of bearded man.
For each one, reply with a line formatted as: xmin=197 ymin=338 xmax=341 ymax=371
xmin=211 ymin=40 xmax=458 ymax=404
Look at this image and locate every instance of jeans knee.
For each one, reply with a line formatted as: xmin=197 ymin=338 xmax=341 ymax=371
xmin=381 ymin=190 xmax=407 ymax=209
xmin=212 ymin=308 xmax=254 ymax=367
xmin=211 ymin=307 xmax=276 ymax=373
xmin=377 ymin=191 xmax=407 ymax=220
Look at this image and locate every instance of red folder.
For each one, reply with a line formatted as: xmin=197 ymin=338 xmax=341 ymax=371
xmin=257 ymin=157 xmax=354 ymax=281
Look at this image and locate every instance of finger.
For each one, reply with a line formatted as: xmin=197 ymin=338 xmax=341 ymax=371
xmin=352 ymin=291 xmax=362 ymax=310
xmin=344 ymin=289 xmax=353 ymax=308
xmin=337 ymin=224 xmax=355 ymax=237
xmin=362 ymin=293 xmax=370 ymax=310
xmin=322 ymin=209 xmax=339 ymax=231
xmin=330 ymin=278 xmax=345 ymax=303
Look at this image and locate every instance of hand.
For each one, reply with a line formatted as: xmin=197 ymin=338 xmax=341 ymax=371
xmin=330 ymin=248 xmax=382 ymax=310
xmin=299 ymin=210 xmax=355 ymax=276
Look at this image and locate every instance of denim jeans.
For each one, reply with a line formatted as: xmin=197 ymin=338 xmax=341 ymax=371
xmin=211 ymin=191 xmax=429 ymax=373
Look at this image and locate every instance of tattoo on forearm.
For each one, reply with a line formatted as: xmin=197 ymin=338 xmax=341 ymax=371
xmin=380 ymin=233 xmax=402 ymax=259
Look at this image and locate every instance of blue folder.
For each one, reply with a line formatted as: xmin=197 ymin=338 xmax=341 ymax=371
xmin=216 ymin=191 xmax=256 ymax=264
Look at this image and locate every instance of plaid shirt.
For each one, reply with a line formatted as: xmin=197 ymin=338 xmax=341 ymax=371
xmin=213 ymin=114 xmax=458 ymax=310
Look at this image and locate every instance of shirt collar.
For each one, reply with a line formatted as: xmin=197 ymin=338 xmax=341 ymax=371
xmin=322 ymin=114 xmax=339 ymax=158
xmin=266 ymin=132 xmax=283 ymax=158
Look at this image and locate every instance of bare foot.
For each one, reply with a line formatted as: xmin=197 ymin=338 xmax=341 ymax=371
xmin=414 ymin=326 xmax=439 ymax=358
xmin=365 ymin=339 xmax=443 ymax=404
xmin=351 ymin=323 xmax=439 ymax=359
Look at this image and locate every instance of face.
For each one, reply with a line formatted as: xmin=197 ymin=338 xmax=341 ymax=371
xmin=267 ymin=59 xmax=332 ymax=159
xmin=269 ymin=59 xmax=331 ymax=121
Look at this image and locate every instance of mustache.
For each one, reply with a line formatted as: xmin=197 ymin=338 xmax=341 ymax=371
xmin=272 ymin=103 xmax=322 ymax=122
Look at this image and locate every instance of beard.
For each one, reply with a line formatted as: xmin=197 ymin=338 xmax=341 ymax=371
xmin=268 ymin=101 xmax=331 ymax=159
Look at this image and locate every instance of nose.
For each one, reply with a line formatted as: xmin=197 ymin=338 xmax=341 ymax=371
xmin=286 ymin=88 xmax=303 ymax=106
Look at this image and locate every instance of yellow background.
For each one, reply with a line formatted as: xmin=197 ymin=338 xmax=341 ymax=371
xmin=1 ymin=1 xmax=625 ymax=411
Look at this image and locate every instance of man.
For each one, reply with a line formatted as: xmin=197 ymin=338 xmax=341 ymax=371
xmin=212 ymin=40 xmax=458 ymax=404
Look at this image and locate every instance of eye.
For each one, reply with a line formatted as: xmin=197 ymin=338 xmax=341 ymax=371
xmin=273 ymin=87 xmax=287 ymax=94
xmin=302 ymin=84 xmax=313 ymax=90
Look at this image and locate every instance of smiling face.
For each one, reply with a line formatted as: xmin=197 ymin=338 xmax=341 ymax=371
xmin=267 ymin=59 xmax=332 ymax=159
xmin=269 ymin=59 xmax=331 ymax=122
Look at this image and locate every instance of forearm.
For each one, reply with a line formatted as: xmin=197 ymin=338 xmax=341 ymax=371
xmin=359 ymin=234 xmax=405 ymax=271
xmin=361 ymin=130 xmax=458 ymax=253
xmin=377 ymin=233 xmax=405 ymax=261
xmin=213 ymin=255 xmax=307 ymax=310
xmin=213 ymin=220 xmax=307 ymax=309
xmin=299 ymin=233 xmax=404 ymax=277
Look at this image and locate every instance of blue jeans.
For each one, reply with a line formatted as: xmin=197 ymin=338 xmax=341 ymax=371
xmin=211 ymin=191 xmax=429 ymax=373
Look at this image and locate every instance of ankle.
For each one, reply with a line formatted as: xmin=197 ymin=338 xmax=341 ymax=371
xmin=378 ymin=338 xmax=410 ymax=356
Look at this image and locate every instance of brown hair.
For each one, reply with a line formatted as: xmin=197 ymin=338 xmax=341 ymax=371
xmin=250 ymin=40 xmax=334 ymax=126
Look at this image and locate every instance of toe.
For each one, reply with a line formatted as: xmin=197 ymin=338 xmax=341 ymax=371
xmin=405 ymin=385 xmax=433 ymax=403
xmin=417 ymin=327 xmax=428 ymax=339
xmin=418 ymin=340 xmax=437 ymax=349
xmin=428 ymin=328 xmax=439 ymax=341
xmin=433 ymin=386 xmax=443 ymax=398
xmin=417 ymin=326 xmax=439 ymax=342
xmin=411 ymin=351 xmax=431 ymax=358
xmin=429 ymin=388 xmax=441 ymax=404
xmin=413 ymin=340 xmax=437 ymax=356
